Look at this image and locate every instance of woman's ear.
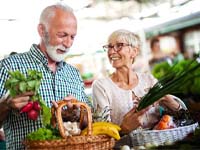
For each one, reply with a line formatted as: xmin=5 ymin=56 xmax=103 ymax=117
xmin=131 ymin=47 xmax=139 ymax=58
xmin=37 ymin=24 xmax=45 ymax=37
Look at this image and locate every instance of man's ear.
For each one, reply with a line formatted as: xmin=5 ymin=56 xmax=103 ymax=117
xmin=37 ymin=24 xmax=45 ymax=37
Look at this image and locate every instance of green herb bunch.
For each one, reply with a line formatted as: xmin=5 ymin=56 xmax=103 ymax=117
xmin=137 ymin=57 xmax=200 ymax=111
xmin=5 ymin=70 xmax=51 ymax=126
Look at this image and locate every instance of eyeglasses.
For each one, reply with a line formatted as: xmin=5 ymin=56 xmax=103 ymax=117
xmin=103 ymin=43 xmax=132 ymax=52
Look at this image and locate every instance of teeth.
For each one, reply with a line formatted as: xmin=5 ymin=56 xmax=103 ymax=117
xmin=110 ymin=57 xmax=120 ymax=60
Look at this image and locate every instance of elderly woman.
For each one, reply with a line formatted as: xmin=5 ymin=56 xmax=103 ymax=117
xmin=92 ymin=29 xmax=182 ymax=134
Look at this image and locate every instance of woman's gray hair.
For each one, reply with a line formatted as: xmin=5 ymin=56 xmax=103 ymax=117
xmin=108 ymin=29 xmax=141 ymax=49
xmin=39 ymin=3 xmax=74 ymax=29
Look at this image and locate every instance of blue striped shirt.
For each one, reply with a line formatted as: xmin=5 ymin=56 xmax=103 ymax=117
xmin=0 ymin=44 xmax=90 ymax=150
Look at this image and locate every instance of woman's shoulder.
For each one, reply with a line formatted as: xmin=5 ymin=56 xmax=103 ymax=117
xmin=137 ymin=72 xmax=157 ymax=86
xmin=92 ymin=77 xmax=111 ymax=86
xmin=137 ymin=71 xmax=155 ymax=80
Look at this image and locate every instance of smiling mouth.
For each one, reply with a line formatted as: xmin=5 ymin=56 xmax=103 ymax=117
xmin=111 ymin=57 xmax=120 ymax=60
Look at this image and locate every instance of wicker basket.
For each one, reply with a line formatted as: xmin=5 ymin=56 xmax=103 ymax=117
xmin=115 ymin=122 xmax=198 ymax=148
xmin=24 ymin=100 xmax=115 ymax=150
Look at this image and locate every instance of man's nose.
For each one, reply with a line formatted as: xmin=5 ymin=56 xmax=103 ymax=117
xmin=62 ymin=36 xmax=73 ymax=48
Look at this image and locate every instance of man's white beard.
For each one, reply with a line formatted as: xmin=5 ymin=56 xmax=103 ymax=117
xmin=46 ymin=44 xmax=70 ymax=62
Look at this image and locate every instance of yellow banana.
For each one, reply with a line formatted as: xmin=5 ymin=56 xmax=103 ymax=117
xmin=92 ymin=122 xmax=121 ymax=131
xmin=93 ymin=125 xmax=121 ymax=140
xmin=81 ymin=121 xmax=121 ymax=135
xmin=81 ymin=123 xmax=121 ymax=140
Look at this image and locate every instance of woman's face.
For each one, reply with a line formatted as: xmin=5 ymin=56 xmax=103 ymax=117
xmin=107 ymin=38 xmax=137 ymax=69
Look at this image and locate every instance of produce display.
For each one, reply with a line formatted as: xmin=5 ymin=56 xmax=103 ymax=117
xmin=5 ymin=70 xmax=121 ymax=149
xmin=115 ymin=109 xmax=198 ymax=150
xmin=116 ymin=56 xmax=200 ymax=149
xmin=152 ymin=58 xmax=200 ymax=98
xmin=24 ymin=100 xmax=119 ymax=149
xmin=137 ymin=58 xmax=200 ymax=111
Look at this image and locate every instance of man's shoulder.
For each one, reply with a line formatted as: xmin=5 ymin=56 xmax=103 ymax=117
xmin=3 ymin=51 xmax=29 ymax=61
xmin=0 ymin=51 xmax=31 ymax=69
xmin=63 ymin=63 xmax=79 ymax=73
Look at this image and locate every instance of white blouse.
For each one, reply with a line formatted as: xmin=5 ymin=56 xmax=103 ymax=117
xmin=92 ymin=72 xmax=161 ymax=128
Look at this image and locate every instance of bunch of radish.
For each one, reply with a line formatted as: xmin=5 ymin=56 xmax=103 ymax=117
xmin=5 ymin=70 xmax=44 ymax=121
xmin=20 ymin=101 xmax=41 ymax=120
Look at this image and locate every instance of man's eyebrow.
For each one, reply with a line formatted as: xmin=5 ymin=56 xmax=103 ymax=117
xmin=57 ymin=32 xmax=68 ymax=35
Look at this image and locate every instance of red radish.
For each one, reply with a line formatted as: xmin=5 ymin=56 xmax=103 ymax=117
xmin=33 ymin=101 xmax=41 ymax=111
xmin=20 ymin=101 xmax=33 ymax=113
xmin=28 ymin=109 xmax=38 ymax=120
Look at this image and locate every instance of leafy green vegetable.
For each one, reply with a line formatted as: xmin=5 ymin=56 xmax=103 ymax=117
xmin=5 ymin=70 xmax=51 ymax=126
xmin=5 ymin=70 xmax=42 ymax=97
xmin=152 ymin=61 xmax=171 ymax=79
xmin=152 ymin=59 xmax=200 ymax=96
xmin=137 ymin=58 xmax=200 ymax=111
xmin=26 ymin=126 xmax=61 ymax=140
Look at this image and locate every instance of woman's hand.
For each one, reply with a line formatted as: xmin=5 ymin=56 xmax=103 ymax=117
xmin=120 ymin=106 xmax=151 ymax=134
xmin=159 ymin=95 xmax=181 ymax=111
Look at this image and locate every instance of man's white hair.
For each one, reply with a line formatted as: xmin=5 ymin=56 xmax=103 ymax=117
xmin=39 ymin=3 xmax=74 ymax=29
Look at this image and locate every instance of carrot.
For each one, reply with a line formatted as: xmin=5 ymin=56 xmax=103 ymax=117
xmin=161 ymin=115 xmax=171 ymax=123
xmin=154 ymin=115 xmax=172 ymax=130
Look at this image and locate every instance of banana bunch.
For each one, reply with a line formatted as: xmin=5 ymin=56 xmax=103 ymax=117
xmin=81 ymin=122 xmax=121 ymax=140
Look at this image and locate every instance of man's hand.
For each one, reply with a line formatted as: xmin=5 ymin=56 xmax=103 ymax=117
xmin=0 ymin=91 xmax=33 ymax=127
xmin=7 ymin=91 xmax=34 ymax=110
xmin=0 ymin=129 xmax=5 ymax=141
xmin=51 ymin=95 xmax=81 ymax=122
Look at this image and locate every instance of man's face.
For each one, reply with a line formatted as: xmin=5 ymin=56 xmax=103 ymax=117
xmin=43 ymin=10 xmax=77 ymax=62
xmin=44 ymin=31 xmax=70 ymax=62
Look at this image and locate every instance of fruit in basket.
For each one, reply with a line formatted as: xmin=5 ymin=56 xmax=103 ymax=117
xmin=92 ymin=121 xmax=121 ymax=131
xmin=154 ymin=115 xmax=175 ymax=130
xmin=81 ymin=121 xmax=121 ymax=140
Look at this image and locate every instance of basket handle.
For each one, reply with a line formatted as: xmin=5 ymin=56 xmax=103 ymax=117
xmin=51 ymin=99 xmax=92 ymax=138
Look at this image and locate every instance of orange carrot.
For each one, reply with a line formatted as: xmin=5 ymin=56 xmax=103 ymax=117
xmin=154 ymin=115 xmax=172 ymax=130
